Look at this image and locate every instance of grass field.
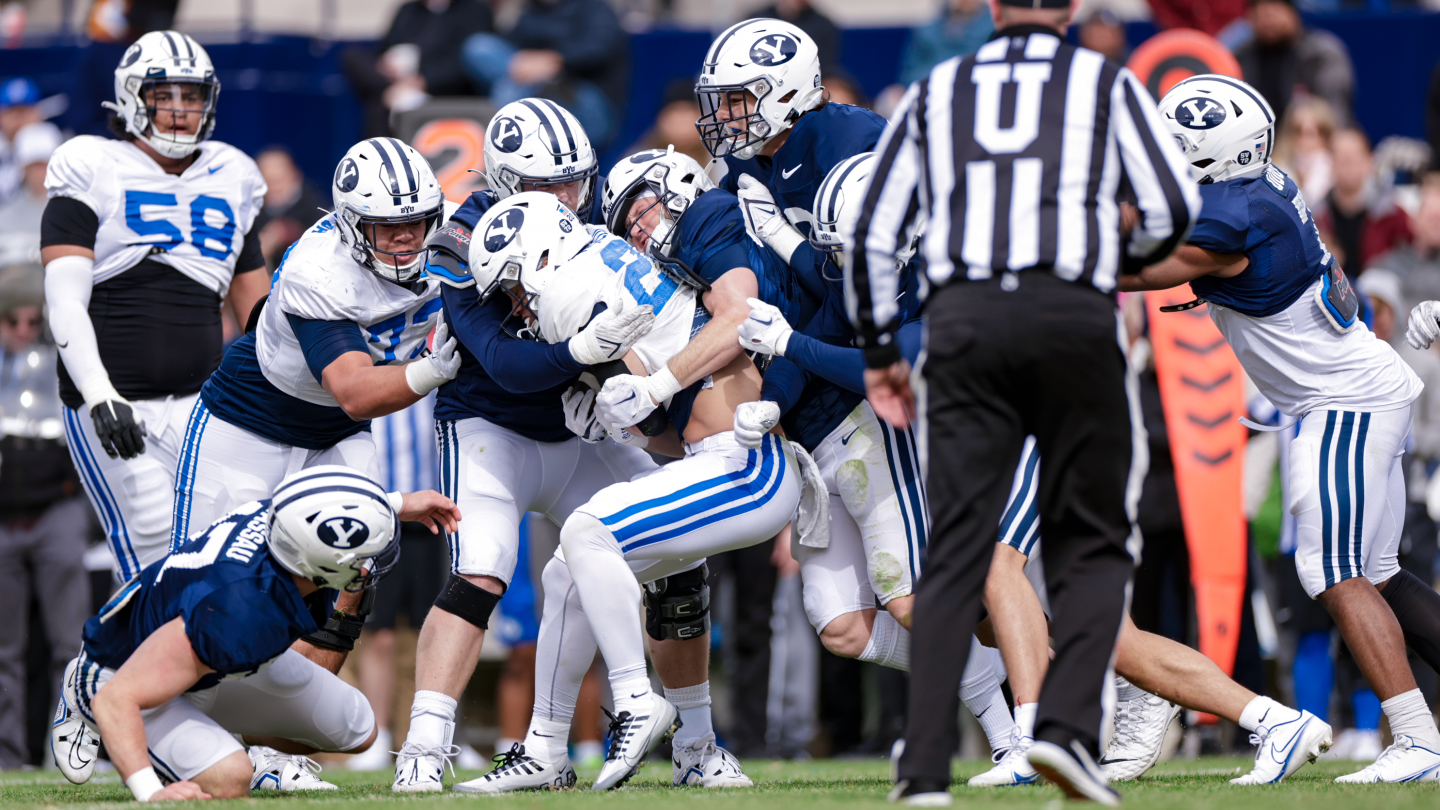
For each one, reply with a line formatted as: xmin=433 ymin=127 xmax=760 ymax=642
xmin=3 ymin=757 xmax=1438 ymax=809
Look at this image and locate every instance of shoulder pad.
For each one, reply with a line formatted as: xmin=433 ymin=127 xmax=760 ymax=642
xmin=426 ymin=219 xmax=474 ymax=288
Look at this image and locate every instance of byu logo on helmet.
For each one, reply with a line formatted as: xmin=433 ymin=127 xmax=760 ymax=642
xmin=317 ymin=517 xmax=370 ymax=549
xmin=485 ymin=209 xmax=524 ymax=252
xmin=120 ymin=43 xmax=142 ymax=68
xmin=335 ymin=158 xmax=360 ymax=193
xmin=750 ymin=34 xmax=798 ymax=66
xmin=1176 ymin=97 xmax=1226 ymax=130
xmin=491 ymin=117 xmax=524 ymax=153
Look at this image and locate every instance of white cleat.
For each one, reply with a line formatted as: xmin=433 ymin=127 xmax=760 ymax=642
xmin=969 ymin=733 xmax=1039 ymax=786
xmin=51 ymin=658 xmax=99 ymax=785
xmin=1334 ymin=735 xmax=1440 ymax=783
xmin=452 ymin=743 xmax=577 ymax=793
xmin=392 ymin=741 xmax=460 ymax=793
xmin=248 ymin=746 xmax=337 ymax=791
xmin=1027 ymin=740 xmax=1121 ymax=807
xmin=672 ymin=733 xmax=753 ymax=787
xmin=1231 ymin=710 xmax=1331 ymax=785
xmin=1099 ymin=689 xmax=1181 ymax=782
xmin=592 ymin=695 xmax=680 ymax=791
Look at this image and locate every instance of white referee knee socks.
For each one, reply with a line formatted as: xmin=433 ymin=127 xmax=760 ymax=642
xmin=960 ymin=639 xmax=1017 ymax=753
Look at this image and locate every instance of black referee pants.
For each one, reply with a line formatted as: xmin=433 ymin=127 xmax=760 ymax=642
xmin=899 ymin=273 xmax=1144 ymax=785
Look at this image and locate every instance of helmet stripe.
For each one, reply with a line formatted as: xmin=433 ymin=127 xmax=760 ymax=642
xmin=161 ymin=31 xmax=180 ymax=62
xmin=272 ymin=484 xmax=391 ymax=516
xmin=385 ymin=137 xmax=418 ymax=194
xmin=826 ymin=155 xmax=868 ymax=224
xmin=366 ymin=138 xmax=404 ymax=197
xmin=518 ymin=99 xmax=564 ymax=166
xmin=274 ymin=467 xmax=388 ymax=498
xmin=704 ymin=19 xmax=756 ymax=74
xmin=537 ymin=99 xmax=578 ymax=161
xmin=180 ymin=33 xmax=196 ymax=66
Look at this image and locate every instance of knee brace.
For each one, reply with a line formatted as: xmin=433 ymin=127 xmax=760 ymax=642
xmin=433 ymin=575 xmax=502 ymax=630
xmin=300 ymin=587 xmax=375 ymax=652
xmin=643 ymin=564 xmax=710 ymax=641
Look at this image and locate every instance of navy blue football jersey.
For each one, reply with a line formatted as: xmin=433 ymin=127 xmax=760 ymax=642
xmin=718 ymin=103 xmax=887 ymax=238
xmin=1187 ymin=166 xmax=1334 ymax=317
xmin=82 ymin=500 xmax=316 ymax=691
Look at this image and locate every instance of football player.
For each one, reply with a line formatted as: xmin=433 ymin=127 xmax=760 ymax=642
xmin=65 ymin=467 xmax=457 ymax=802
xmin=43 ymin=31 xmax=269 ymax=581
xmin=1122 ymin=75 xmax=1432 ymax=783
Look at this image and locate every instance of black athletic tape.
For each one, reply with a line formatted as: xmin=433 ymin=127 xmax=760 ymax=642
xmin=433 ymin=574 xmax=502 ymax=630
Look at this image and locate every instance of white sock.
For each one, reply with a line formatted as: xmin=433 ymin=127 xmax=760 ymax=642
xmin=666 ymin=682 xmax=713 ymax=746
xmin=523 ymin=717 xmax=571 ymax=764
xmin=959 ymin=638 xmax=1015 ymax=752
xmin=408 ymin=690 xmax=457 ymax=749
xmin=1014 ymin=703 xmax=1038 ymax=741
xmin=1238 ymin=696 xmax=1301 ymax=732
xmin=857 ymin=611 xmax=911 ymax=670
xmin=533 ymin=557 xmax=598 ymax=725
xmin=1114 ymin=676 xmax=1146 ymax=703
xmin=610 ymin=665 xmax=652 ymax=715
xmin=1382 ymin=689 xmax=1440 ymax=746
xmin=559 ymin=515 xmax=651 ymax=710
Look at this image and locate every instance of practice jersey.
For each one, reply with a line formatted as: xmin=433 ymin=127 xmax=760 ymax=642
xmin=82 ymin=499 xmax=316 ymax=691
xmin=717 ymin=103 xmax=886 ymax=237
xmin=1188 ymin=166 xmax=1421 ymax=416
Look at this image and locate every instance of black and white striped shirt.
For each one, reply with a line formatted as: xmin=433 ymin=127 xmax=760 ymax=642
xmin=847 ymin=24 xmax=1200 ymax=360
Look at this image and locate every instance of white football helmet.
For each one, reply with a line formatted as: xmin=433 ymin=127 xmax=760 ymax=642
xmin=1158 ymin=75 xmax=1276 ymax=185
xmin=484 ymin=98 xmax=598 ymax=216
xmin=467 ymin=191 xmax=590 ymax=339
xmin=268 ymin=465 xmax=400 ymax=592
xmin=696 ymin=18 xmax=824 ymax=160
xmin=102 ymin=30 xmax=219 ymax=160
xmin=601 ymin=146 xmax=715 ymax=259
xmin=332 ymin=137 xmax=446 ymax=284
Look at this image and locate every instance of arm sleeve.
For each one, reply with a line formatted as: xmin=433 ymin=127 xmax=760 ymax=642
xmin=786 ymin=318 xmax=926 ymax=395
xmin=40 ymin=196 xmax=99 ymax=249
xmin=236 ymin=227 xmax=266 ymax=274
xmin=1112 ymin=69 xmax=1201 ymax=273
xmin=1186 ymin=184 xmax=1251 ymax=254
xmin=760 ymin=355 xmax=808 ymax=416
xmin=441 ymin=284 xmax=584 ymax=393
xmin=45 ymin=255 xmax=114 ymax=404
xmin=287 ymin=314 xmax=369 ymax=383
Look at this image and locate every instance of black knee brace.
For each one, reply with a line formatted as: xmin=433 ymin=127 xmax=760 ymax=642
xmin=1381 ymin=569 xmax=1440 ymax=673
xmin=433 ymin=575 xmax=502 ymax=630
xmin=644 ymin=564 xmax=710 ymax=641
xmin=301 ymin=587 xmax=376 ymax=652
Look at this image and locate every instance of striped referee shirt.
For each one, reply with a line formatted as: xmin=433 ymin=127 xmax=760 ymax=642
xmin=847 ymin=24 xmax=1200 ymax=363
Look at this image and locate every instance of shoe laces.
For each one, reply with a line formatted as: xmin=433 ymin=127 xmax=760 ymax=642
xmin=1110 ymin=700 xmax=1140 ymax=749
xmin=281 ymin=754 xmax=324 ymax=777
xmin=487 ymin=743 xmax=538 ymax=778
xmin=394 ymin=741 xmax=461 ymax=779
xmin=603 ymin=707 xmax=639 ymax=762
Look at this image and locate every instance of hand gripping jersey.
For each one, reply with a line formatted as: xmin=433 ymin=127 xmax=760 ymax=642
xmin=82 ymin=500 xmax=316 ymax=692
xmin=1186 ymin=166 xmax=1421 ymax=417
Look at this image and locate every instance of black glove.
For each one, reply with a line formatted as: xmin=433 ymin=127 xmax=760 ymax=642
xmin=90 ymin=400 xmax=147 ymax=460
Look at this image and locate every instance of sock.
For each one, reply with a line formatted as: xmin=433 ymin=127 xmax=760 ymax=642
xmin=1381 ymin=689 xmax=1440 ymax=746
xmin=857 ymin=611 xmax=911 ymax=670
xmin=1114 ymin=676 xmax=1146 ymax=703
xmin=533 ymin=557 xmax=598 ymax=725
xmin=665 ymin=682 xmax=713 ymax=746
xmin=408 ymin=690 xmax=457 ymax=749
xmin=524 ymin=717 xmax=571 ymax=764
xmin=1014 ymin=703 xmax=1038 ymax=741
xmin=959 ymin=638 xmax=1016 ymax=752
xmin=1380 ymin=569 xmax=1440 ymax=674
xmin=559 ymin=515 xmax=650 ymax=710
xmin=1352 ymin=688 xmax=1381 ymax=731
xmin=610 ymin=664 xmax=652 ymax=714
xmin=1292 ymin=630 xmax=1334 ymax=722
xmin=1238 ymin=696 xmax=1301 ymax=732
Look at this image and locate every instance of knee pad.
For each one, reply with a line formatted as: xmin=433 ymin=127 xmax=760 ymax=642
xmin=643 ymin=564 xmax=710 ymax=642
xmin=433 ymin=575 xmax=502 ymax=630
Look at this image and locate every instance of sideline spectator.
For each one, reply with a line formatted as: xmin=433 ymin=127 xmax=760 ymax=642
xmin=0 ymin=264 xmax=86 ymax=770
xmin=1372 ymin=179 xmax=1440 ymax=334
xmin=253 ymin=146 xmax=326 ymax=270
xmin=1317 ymin=129 xmax=1413 ymax=279
xmin=753 ymin=0 xmax=842 ymax=72
xmin=462 ymin=0 xmax=629 ymax=149
xmin=1079 ymin=10 xmax=1129 ymax=65
xmin=899 ymin=0 xmax=994 ymax=86
xmin=0 ymin=122 xmax=60 ymax=266
xmin=629 ymin=78 xmax=709 ymax=166
xmin=1232 ymin=0 xmax=1353 ymax=124
xmin=823 ymin=67 xmax=870 ymax=108
xmin=343 ymin=0 xmax=494 ymax=138
xmin=0 ymin=79 xmax=62 ymax=204
xmin=1273 ymin=95 xmax=1336 ymax=205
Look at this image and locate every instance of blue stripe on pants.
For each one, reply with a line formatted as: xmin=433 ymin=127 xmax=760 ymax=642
xmin=1320 ymin=412 xmax=1337 ymax=590
xmin=64 ymin=408 xmax=137 ymax=579
xmin=170 ymin=399 xmax=211 ymax=550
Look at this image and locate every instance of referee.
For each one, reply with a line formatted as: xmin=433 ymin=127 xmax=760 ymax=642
xmin=845 ymin=0 xmax=1199 ymax=803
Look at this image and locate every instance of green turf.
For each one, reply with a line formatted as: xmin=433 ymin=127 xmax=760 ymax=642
xmin=1 ymin=757 xmax=1435 ymax=809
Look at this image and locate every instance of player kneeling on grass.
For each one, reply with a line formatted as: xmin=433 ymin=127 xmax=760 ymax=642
xmin=65 ymin=466 xmax=458 ymax=801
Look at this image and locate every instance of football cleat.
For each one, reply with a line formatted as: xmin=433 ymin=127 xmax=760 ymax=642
xmin=672 ymin=733 xmax=753 ymax=787
xmin=1231 ymin=710 xmax=1331 ymax=785
xmin=51 ymin=658 xmax=100 ymax=785
xmin=969 ymin=733 xmax=1039 ymax=787
xmin=1028 ymin=740 xmax=1121 ymax=807
xmin=592 ymin=694 xmax=680 ymax=791
xmin=248 ymin=746 xmax=337 ymax=791
xmin=452 ymin=743 xmax=577 ymax=793
xmin=887 ymin=779 xmax=953 ymax=806
xmin=1100 ymin=689 xmax=1180 ymax=782
xmin=1334 ymin=735 xmax=1440 ymax=783
xmin=392 ymin=741 xmax=460 ymax=793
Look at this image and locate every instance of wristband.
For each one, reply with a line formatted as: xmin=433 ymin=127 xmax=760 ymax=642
xmin=127 ymin=766 xmax=164 ymax=802
xmin=763 ymin=224 xmax=806 ymax=265
xmin=387 ymin=491 xmax=405 ymax=514
xmin=647 ymin=366 xmax=682 ymax=404
xmin=404 ymin=357 xmax=446 ymax=396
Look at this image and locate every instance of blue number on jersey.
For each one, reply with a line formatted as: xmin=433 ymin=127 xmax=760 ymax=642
xmin=600 ymin=239 xmax=678 ymax=311
xmin=125 ymin=190 xmax=237 ymax=258
xmin=363 ymin=297 xmax=444 ymax=362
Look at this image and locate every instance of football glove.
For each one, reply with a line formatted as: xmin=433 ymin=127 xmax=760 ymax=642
xmin=568 ymin=304 xmax=655 ymax=366
xmin=90 ymin=398 xmax=147 ymax=460
xmin=561 ymin=386 xmax=607 ymax=443
xmin=737 ymin=297 xmax=793 ymax=357
xmin=734 ymin=400 xmax=781 ymax=449
xmin=608 ymin=424 xmax=649 ymax=449
xmin=596 ymin=368 xmax=680 ymax=431
xmin=737 ymin=174 xmax=805 ymax=263
xmin=1407 ymin=300 xmax=1440 ymax=349
xmin=405 ymin=316 xmax=461 ymax=395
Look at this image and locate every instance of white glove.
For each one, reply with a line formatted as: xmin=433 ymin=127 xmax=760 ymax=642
xmin=568 ymin=304 xmax=655 ymax=366
xmin=596 ymin=368 xmax=680 ymax=431
xmin=737 ymin=297 xmax=793 ymax=356
xmin=405 ymin=315 xmax=461 ymax=395
xmin=1407 ymin=300 xmax=1440 ymax=349
xmin=737 ymin=174 xmax=805 ymax=263
xmin=734 ymin=400 xmax=781 ymax=449
xmin=608 ymin=424 xmax=649 ymax=449
xmin=561 ymin=386 xmax=607 ymax=443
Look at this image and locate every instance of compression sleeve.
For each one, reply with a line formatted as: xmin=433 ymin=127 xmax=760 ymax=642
xmin=236 ymin=227 xmax=266 ymax=273
xmin=784 ymin=319 xmax=925 ymax=395
xmin=760 ymin=356 xmax=807 ymax=417
xmin=441 ymin=284 xmax=584 ymax=393
xmin=40 ymin=196 xmax=99 ymax=249
xmin=287 ymin=314 xmax=368 ymax=383
xmin=45 ymin=254 xmax=118 ymax=405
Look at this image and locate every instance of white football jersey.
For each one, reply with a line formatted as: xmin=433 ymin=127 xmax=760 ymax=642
xmin=44 ymin=136 xmax=266 ymax=296
xmin=255 ymin=205 xmax=453 ymax=408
